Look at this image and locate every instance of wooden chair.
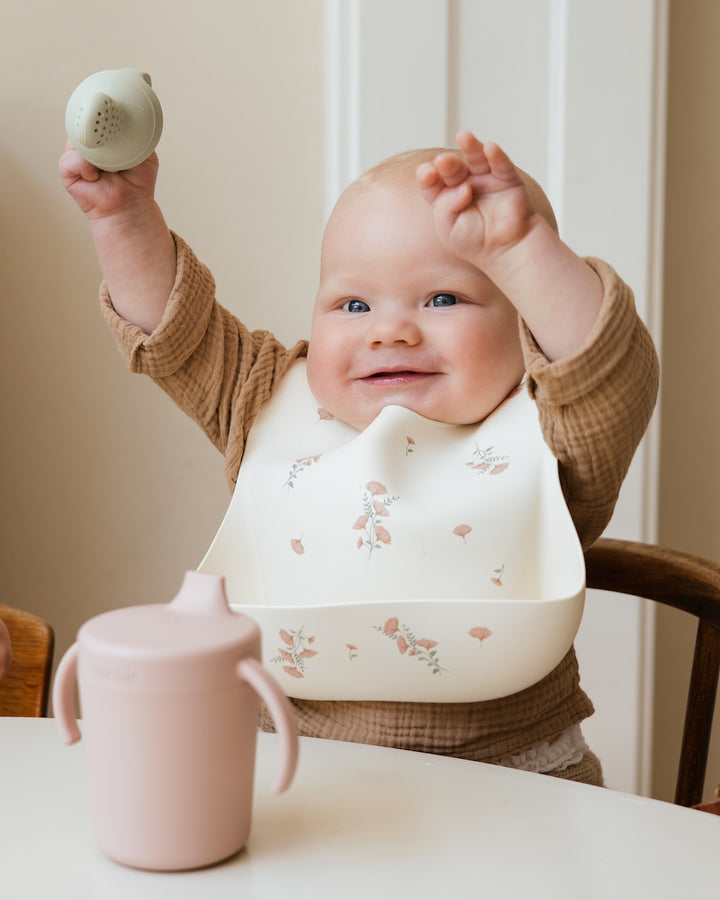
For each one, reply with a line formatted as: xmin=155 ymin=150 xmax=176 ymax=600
xmin=0 ymin=603 xmax=54 ymax=717
xmin=584 ymin=538 xmax=720 ymax=809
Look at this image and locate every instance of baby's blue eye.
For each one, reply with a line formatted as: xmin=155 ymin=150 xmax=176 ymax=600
xmin=428 ymin=293 xmax=458 ymax=307
xmin=344 ymin=299 xmax=370 ymax=313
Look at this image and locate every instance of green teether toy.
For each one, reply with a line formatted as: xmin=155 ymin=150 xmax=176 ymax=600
xmin=65 ymin=68 xmax=163 ymax=172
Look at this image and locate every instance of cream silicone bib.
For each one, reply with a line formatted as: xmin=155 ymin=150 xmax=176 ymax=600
xmin=199 ymin=361 xmax=585 ymax=702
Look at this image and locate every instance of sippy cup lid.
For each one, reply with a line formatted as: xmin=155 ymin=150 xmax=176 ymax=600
xmin=77 ymin=571 xmax=262 ymax=695
xmin=65 ymin=68 xmax=163 ymax=172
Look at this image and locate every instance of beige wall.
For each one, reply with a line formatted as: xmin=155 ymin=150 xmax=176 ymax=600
xmin=0 ymin=0 xmax=324 ymax=691
xmin=654 ymin=0 xmax=720 ymax=801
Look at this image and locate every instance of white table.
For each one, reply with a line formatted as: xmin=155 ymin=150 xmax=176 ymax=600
xmin=1 ymin=718 xmax=717 ymax=898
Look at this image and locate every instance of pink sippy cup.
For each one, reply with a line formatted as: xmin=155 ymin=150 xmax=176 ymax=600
xmin=53 ymin=571 xmax=298 ymax=871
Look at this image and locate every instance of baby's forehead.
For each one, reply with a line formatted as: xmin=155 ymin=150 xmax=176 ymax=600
xmin=321 ymin=176 xmax=430 ymax=260
xmin=352 ymin=147 xmax=456 ymax=193
xmin=329 ymin=153 xmax=444 ymax=223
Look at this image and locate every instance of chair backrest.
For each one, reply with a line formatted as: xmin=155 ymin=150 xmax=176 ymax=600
xmin=584 ymin=538 xmax=720 ymax=808
xmin=0 ymin=603 xmax=54 ymax=717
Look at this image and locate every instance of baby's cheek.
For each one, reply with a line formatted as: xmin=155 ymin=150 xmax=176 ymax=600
xmin=306 ymin=345 xmax=338 ymax=408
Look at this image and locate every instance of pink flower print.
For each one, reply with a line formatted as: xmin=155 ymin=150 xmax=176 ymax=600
xmin=283 ymin=455 xmax=322 ymax=489
xmin=290 ymin=538 xmax=305 ymax=555
xmin=354 ymin=482 xmax=399 ymax=558
xmin=346 ymin=643 xmax=358 ymax=661
xmin=271 ymin=626 xmax=318 ymax=678
xmin=317 ymin=408 xmax=334 ymax=421
xmin=383 ymin=617 xmax=399 ymax=636
xmin=491 ymin=564 xmax=505 ymax=587
xmin=469 ymin=626 xmax=493 ymax=644
xmin=406 ymin=436 xmax=415 ymax=456
xmin=375 ymin=619 xmax=447 ymax=674
xmin=453 ymin=524 xmax=472 ymax=543
xmin=467 ymin=445 xmax=509 ymax=477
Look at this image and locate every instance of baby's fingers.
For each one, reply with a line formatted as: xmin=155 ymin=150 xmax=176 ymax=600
xmin=416 ymin=161 xmax=442 ymax=203
xmin=418 ymin=162 xmax=473 ymax=219
xmin=59 ymin=144 xmax=100 ymax=185
xmin=464 ymin=135 xmax=520 ymax=187
xmin=455 ymin=131 xmax=491 ymax=176
xmin=416 ymin=151 xmax=472 ymax=206
xmin=430 ymin=150 xmax=471 ymax=188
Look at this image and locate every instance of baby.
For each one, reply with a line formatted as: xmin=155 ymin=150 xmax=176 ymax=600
xmin=310 ymin=134 xmax=602 ymax=433
xmin=60 ymin=131 xmax=658 ymax=785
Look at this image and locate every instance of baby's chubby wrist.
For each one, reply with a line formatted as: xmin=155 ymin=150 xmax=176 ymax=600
xmin=88 ymin=200 xmax=171 ymax=251
xmin=480 ymin=216 xmax=603 ymax=362
xmin=87 ymin=195 xmax=160 ymax=228
xmin=474 ymin=213 xmax=557 ymax=291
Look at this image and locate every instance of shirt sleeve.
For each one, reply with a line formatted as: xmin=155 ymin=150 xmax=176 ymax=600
xmin=100 ymin=232 xmax=308 ymax=488
xmin=520 ymin=257 xmax=660 ymax=548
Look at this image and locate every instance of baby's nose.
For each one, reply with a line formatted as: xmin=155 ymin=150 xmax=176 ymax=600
xmin=365 ymin=312 xmax=422 ymax=347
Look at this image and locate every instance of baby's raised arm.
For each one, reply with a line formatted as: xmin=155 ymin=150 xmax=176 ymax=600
xmin=59 ymin=144 xmax=176 ymax=334
xmin=417 ymin=132 xmax=602 ymax=362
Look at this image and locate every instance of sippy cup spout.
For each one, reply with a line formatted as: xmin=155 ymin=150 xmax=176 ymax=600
xmin=168 ymin=570 xmax=233 ymax=617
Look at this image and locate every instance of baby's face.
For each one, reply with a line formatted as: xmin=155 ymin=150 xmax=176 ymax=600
xmin=306 ymin=182 xmax=524 ymax=430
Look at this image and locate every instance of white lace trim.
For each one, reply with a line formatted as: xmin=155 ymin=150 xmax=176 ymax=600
xmin=498 ymin=724 xmax=589 ymax=774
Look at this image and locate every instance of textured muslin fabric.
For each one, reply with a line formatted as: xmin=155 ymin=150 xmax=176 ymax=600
xmin=100 ymin=234 xmax=658 ymax=784
xmin=257 ymin=647 xmax=593 ymax=759
xmin=520 ymin=256 xmax=660 ymax=549
xmin=102 ymin=235 xmax=308 ymax=492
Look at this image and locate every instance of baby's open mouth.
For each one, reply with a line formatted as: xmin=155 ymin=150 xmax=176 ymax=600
xmin=362 ymin=370 xmax=432 ymax=383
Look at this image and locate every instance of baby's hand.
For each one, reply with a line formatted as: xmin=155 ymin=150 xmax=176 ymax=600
xmin=417 ymin=131 xmax=537 ymax=267
xmin=59 ymin=141 xmax=159 ymax=222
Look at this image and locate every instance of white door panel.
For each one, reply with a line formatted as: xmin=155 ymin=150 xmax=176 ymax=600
xmin=324 ymin=0 xmax=667 ymax=794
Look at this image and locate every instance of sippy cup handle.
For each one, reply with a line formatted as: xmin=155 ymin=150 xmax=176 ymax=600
xmin=237 ymin=657 xmax=299 ymax=793
xmin=53 ymin=642 xmax=81 ymax=745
